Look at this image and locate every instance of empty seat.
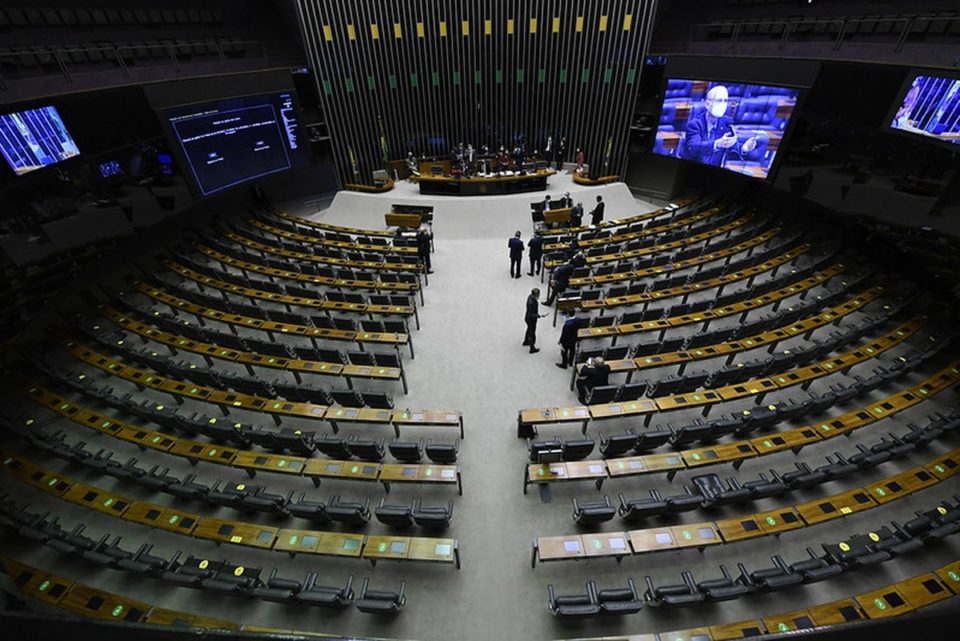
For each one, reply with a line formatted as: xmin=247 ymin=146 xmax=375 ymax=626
xmin=696 ymin=565 xmax=751 ymax=602
xmin=599 ymin=431 xmax=637 ymax=458
xmin=572 ymin=496 xmax=617 ymax=525
xmin=389 ymin=438 xmax=424 ymax=462
xmin=562 ymin=438 xmax=595 ymax=461
xmin=425 ymin=438 xmax=459 ymax=464
xmin=355 ymin=578 xmax=405 ymax=614
xmin=412 ymin=499 xmax=454 ymax=529
xmin=326 ymin=496 xmax=371 ymax=525
xmin=644 ymin=572 xmax=704 ymax=607
xmin=547 ymin=581 xmax=600 ymax=617
xmin=618 ymin=491 xmax=670 ymax=520
xmin=596 ymin=578 xmax=643 ymax=614
xmin=315 ymin=437 xmax=352 ymax=459
xmin=297 ymin=573 xmax=354 ymax=608
xmin=375 ymin=498 xmax=413 ymax=528
xmin=347 ymin=436 xmax=385 ymax=461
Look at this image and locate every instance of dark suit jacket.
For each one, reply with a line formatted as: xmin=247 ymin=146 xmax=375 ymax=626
xmin=559 ymin=317 xmax=582 ymax=348
xmin=508 ymin=237 xmax=525 ymax=258
xmin=590 ymin=201 xmax=605 ymax=225
xmin=682 ymin=111 xmax=735 ymax=167
xmin=580 ymin=363 xmax=611 ymax=389
xmin=525 ymin=295 xmax=539 ymax=322
xmin=528 ymin=236 xmax=544 ymax=260
xmin=570 ymin=205 xmax=583 ymax=226
xmin=552 ymin=263 xmax=573 ymax=289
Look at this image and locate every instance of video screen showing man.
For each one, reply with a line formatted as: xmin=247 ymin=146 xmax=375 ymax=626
xmin=890 ymin=75 xmax=960 ymax=146
xmin=653 ymin=78 xmax=800 ymax=179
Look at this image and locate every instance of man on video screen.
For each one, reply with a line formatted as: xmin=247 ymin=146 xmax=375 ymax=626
xmin=682 ymin=85 xmax=758 ymax=167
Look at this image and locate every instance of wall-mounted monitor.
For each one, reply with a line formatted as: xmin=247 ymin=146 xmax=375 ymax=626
xmin=98 ymin=159 xmax=123 ymax=178
xmin=0 ymin=105 xmax=81 ymax=176
xmin=163 ymin=92 xmax=307 ymax=195
xmin=889 ymin=74 xmax=960 ymax=148
xmin=652 ymin=78 xmax=801 ymax=179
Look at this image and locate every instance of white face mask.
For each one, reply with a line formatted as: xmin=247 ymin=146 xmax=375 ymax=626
xmin=709 ymin=100 xmax=727 ymax=118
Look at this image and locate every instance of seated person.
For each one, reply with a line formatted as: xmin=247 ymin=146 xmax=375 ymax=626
xmin=576 ymin=356 xmax=611 ymax=404
xmin=406 ymin=152 xmax=420 ymax=177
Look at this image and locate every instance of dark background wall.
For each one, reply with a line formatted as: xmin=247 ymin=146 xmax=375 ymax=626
xmin=295 ymin=0 xmax=658 ymax=185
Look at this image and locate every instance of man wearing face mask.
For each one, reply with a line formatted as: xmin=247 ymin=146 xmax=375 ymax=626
xmin=682 ymin=85 xmax=758 ymax=168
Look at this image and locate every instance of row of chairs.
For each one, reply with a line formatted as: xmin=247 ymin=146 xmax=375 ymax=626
xmin=0 ymin=497 xmax=406 ymax=612
xmin=572 ymin=409 xmax=957 ymax=525
xmin=169 ymin=250 xmax=417 ymax=317
xmin=140 ymin=272 xmax=412 ymax=337
xmin=104 ymin=288 xmax=405 ymax=365
xmin=202 ymin=236 xmax=422 ymax=289
xmin=254 ymin=211 xmax=413 ymax=247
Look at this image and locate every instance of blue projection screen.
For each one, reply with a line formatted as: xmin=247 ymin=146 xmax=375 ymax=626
xmin=890 ymin=75 xmax=960 ymax=147
xmin=165 ymin=93 xmax=307 ymax=195
xmin=0 ymin=105 xmax=81 ymax=176
xmin=653 ymin=79 xmax=800 ymax=179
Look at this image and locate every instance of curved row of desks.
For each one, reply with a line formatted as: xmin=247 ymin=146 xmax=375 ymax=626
xmin=522 ymin=315 xmax=927 ymax=436
xmin=0 ymin=450 xmax=460 ymax=567
xmin=532 ymin=447 xmax=960 ymax=567
xmin=554 ymin=559 xmax=960 ymax=640
xmin=22 ymin=383 xmax=462 ymax=494
xmin=60 ymin=340 xmax=463 ymax=437
xmin=525 ymin=359 xmax=959 ymax=491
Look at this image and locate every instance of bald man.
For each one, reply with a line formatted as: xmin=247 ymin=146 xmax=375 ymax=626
xmin=682 ymin=85 xmax=757 ymax=167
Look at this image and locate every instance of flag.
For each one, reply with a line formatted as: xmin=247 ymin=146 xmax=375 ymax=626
xmin=348 ymin=146 xmax=360 ymax=181
xmin=602 ymin=137 xmax=613 ymax=175
xmin=378 ymin=116 xmax=390 ymax=169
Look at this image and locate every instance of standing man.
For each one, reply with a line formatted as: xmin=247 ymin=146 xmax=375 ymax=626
xmin=556 ymin=308 xmax=583 ymax=369
xmin=590 ymin=195 xmax=605 ymax=226
xmin=541 ymin=194 xmax=553 ymax=211
xmin=557 ymin=137 xmax=567 ymax=170
xmin=508 ymin=231 xmax=525 ymax=279
xmin=417 ymin=226 xmax=433 ymax=274
xmin=524 ymin=288 xmax=546 ymax=353
xmin=570 ymin=202 xmax=584 ymax=227
xmin=527 ymin=230 xmax=544 ymax=277
xmin=544 ymin=260 xmax=574 ymax=305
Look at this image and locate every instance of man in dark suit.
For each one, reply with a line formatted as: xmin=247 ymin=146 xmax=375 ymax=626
xmin=570 ymin=202 xmax=583 ymax=227
xmin=576 ymin=356 xmax=611 ymax=403
xmin=524 ymin=288 xmax=545 ymax=353
xmin=556 ymin=309 xmax=583 ymax=369
xmin=416 ymin=226 xmax=433 ymax=273
xmin=570 ymin=250 xmax=587 ymax=269
xmin=508 ymin=231 xmax=525 ymax=279
xmin=590 ymin=195 xmax=605 ymax=226
xmin=541 ymin=194 xmax=553 ymax=211
xmin=556 ymin=137 xmax=567 ymax=170
xmin=682 ymin=85 xmax=757 ymax=167
xmin=544 ymin=261 xmax=573 ymax=305
xmin=527 ymin=230 xmax=544 ymax=276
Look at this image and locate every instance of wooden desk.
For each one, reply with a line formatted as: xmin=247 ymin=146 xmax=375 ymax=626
xmin=191 ymin=518 xmax=277 ymax=549
xmin=605 ymin=453 xmax=685 ymax=481
xmin=304 ymin=459 xmax=380 ymax=484
xmin=524 ymin=461 xmax=607 ymax=493
xmin=418 ymin=169 xmax=557 ymax=196
xmin=935 ymin=560 xmax=960 ymax=590
xmin=63 ymin=483 xmax=131 ymax=518
xmin=534 ymin=535 xmax=585 ymax=567
xmin=669 ymin=523 xmax=722 ymax=550
xmin=121 ymin=502 xmax=199 ymax=535
xmin=657 ymin=626 xmax=713 ymax=641
xmin=144 ymin=607 xmax=238 ymax=629
xmin=231 ymin=451 xmax=306 ymax=477
xmin=682 ymin=442 xmax=756 ymax=469
xmin=59 ymin=583 xmax=151 ymax=622
xmin=543 ymin=208 xmax=573 ymax=225
xmin=1 ymin=558 xmax=71 ymax=606
xmin=709 ymin=619 xmax=765 ymax=640
xmin=628 ymin=527 xmax=679 ymax=553
xmin=866 ymin=466 xmax=939 ymax=504
xmin=273 ymin=528 xmax=323 ymax=556
xmin=580 ymin=532 xmax=631 ymax=560
xmin=753 ymin=507 xmax=804 ymax=535
xmin=855 ymin=584 xmax=914 ymax=619
xmin=227 ymin=231 xmax=421 ymax=273
xmin=314 ymin=532 xmax=364 ymax=558
xmin=385 ymin=212 xmax=422 ymax=228
xmin=805 ymin=598 xmax=865 ymax=625
xmin=407 ymin=537 xmax=460 ymax=567
xmin=715 ymin=515 xmax=765 ymax=543
xmin=895 ymin=573 xmax=952 ymax=609
xmin=364 ymin=535 xmax=412 ymax=563
xmin=762 ymin=608 xmax=816 ymax=632
xmin=379 ymin=463 xmax=461 ymax=495
xmin=795 ymin=488 xmax=875 ymax=525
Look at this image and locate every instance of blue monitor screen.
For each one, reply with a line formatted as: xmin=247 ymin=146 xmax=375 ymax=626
xmin=99 ymin=159 xmax=123 ymax=178
xmin=0 ymin=105 xmax=81 ymax=175
xmin=653 ymin=79 xmax=801 ymax=179
xmin=890 ymin=74 xmax=960 ymax=147
xmin=164 ymin=92 xmax=307 ymax=195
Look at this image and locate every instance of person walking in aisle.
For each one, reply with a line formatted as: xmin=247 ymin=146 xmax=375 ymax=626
xmin=417 ymin=226 xmax=433 ymax=274
xmin=556 ymin=308 xmax=583 ymax=369
xmin=527 ymin=230 xmax=544 ymax=276
xmin=524 ymin=288 xmax=547 ymax=353
xmin=590 ymin=195 xmax=605 ymax=226
xmin=508 ymin=230 xmax=525 ymax=279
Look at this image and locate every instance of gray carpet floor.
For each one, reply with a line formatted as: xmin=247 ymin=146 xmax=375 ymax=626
xmin=2 ymin=178 xmax=959 ymax=641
